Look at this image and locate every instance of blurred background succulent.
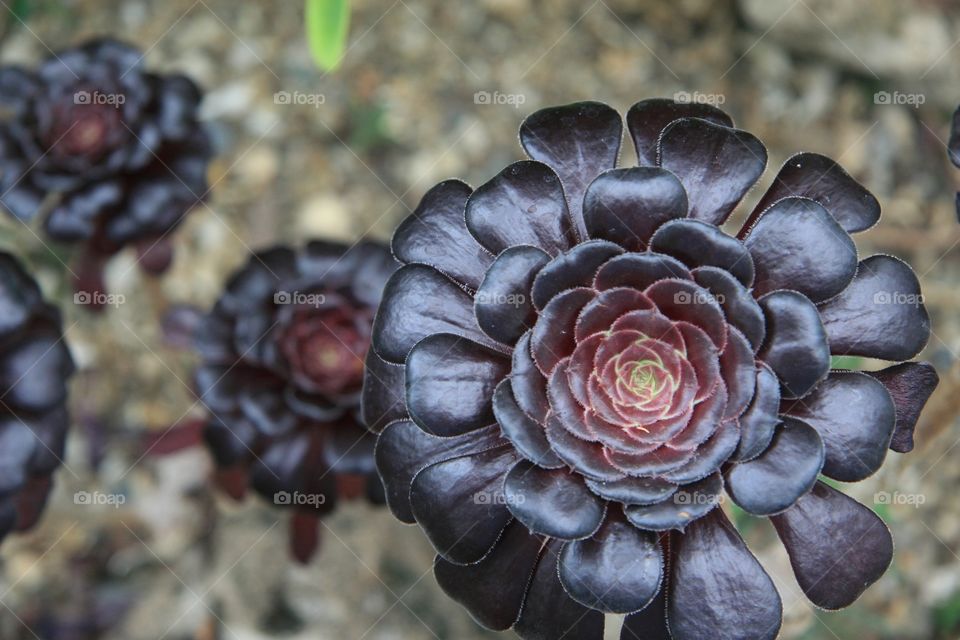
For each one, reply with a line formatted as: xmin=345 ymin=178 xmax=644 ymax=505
xmin=0 ymin=251 xmax=74 ymax=543
xmin=0 ymin=38 xmax=212 ymax=308
xmin=196 ymin=241 xmax=394 ymax=563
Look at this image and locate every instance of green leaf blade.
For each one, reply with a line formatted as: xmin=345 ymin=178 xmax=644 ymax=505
xmin=305 ymin=0 xmax=350 ymax=72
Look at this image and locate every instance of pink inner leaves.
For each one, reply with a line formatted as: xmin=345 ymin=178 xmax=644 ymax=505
xmin=279 ymin=302 xmax=372 ymax=397
xmin=524 ymin=267 xmax=737 ymax=482
xmin=572 ymin=322 xmax=699 ymax=437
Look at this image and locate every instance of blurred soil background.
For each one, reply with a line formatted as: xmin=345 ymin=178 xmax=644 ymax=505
xmin=2 ymin=0 xmax=960 ymax=638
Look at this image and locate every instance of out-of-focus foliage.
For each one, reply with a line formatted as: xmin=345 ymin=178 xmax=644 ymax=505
xmin=306 ymin=0 xmax=350 ymax=72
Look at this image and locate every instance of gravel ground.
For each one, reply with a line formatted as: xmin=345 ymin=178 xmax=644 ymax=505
xmin=1 ymin=0 xmax=960 ymax=638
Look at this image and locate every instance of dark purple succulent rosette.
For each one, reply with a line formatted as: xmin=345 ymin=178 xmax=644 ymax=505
xmin=195 ymin=241 xmax=396 ymax=563
xmin=949 ymin=104 xmax=960 ymax=220
xmin=0 ymin=251 xmax=75 ymax=542
xmin=0 ymin=38 xmax=212 ymax=295
xmin=362 ymin=99 xmax=939 ymax=639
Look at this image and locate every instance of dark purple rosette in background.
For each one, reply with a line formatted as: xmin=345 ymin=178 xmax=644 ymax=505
xmin=948 ymin=104 xmax=960 ymax=220
xmin=0 ymin=38 xmax=213 ymax=306
xmin=362 ymin=99 xmax=939 ymax=639
xmin=195 ymin=241 xmax=396 ymax=563
xmin=0 ymin=251 xmax=75 ymax=542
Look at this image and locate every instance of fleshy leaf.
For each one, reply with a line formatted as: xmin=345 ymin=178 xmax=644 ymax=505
xmin=375 ymin=421 xmax=505 ymax=523
xmin=406 ymin=333 xmax=509 ymax=436
xmin=520 ymin=101 xmax=623 ymax=241
xmin=757 ymin=290 xmax=830 ymax=399
xmin=492 ymin=380 xmax=563 ymax=468
xmin=582 ymin=167 xmax=687 ymax=250
xmin=558 ymin=511 xmax=663 ymax=613
xmin=584 ymin=474 xmax=678 ymax=506
xmin=392 ymin=179 xmax=492 ymax=289
xmin=361 ymin=349 xmax=406 ymax=432
xmin=771 ymin=481 xmax=893 ymax=610
xmin=410 ymin=446 xmax=517 ymax=563
xmin=744 ymin=153 xmax=880 ymax=234
xmin=620 ymin=586 xmax=670 ymax=640
xmin=817 ymin=255 xmax=930 ymax=361
xmin=781 ymin=372 xmax=895 ymax=481
xmin=732 ymin=363 xmax=780 ymax=462
xmin=669 ymin=509 xmax=782 ymax=640
xmin=434 ymin=520 xmax=542 ymax=630
xmin=475 ymin=245 xmax=549 ymax=345
xmin=511 ymin=331 xmax=550 ymax=422
xmin=650 ymin=218 xmax=754 ymax=287
xmin=868 ymin=362 xmax=939 ymax=453
xmin=513 ymin=539 xmax=606 ymax=639
xmin=531 ymin=240 xmax=622 ymax=310
xmin=503 ymin=459 xmax=605 ymax=540
xmin=725 ymin=417 xmax=824 ymax=516
xmin=743 ymin=197 xmax=857 ymax=302
xmin=594 ymin=253 xmax=691 ymax=291
xmin=530 ymin=288 xmax=595 ymax=375
xmin=658 ymin=117 xmax=767 ymax=226
xmin=626 ymin=98 xmax=733 ymax=166
xmin=465 ymin=160 xmax=575 ymax=256
xmin=624 ymin=473 xmax=723 ymax=531
xmin=692 ymin=267 xmax=766 ymax=350
xmin=372 ymin=264 xmax=503 ymax=363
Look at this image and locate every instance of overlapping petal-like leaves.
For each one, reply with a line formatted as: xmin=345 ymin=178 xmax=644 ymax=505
xmin=363 ymin=99 xmax=939 ymax=639
xmin=0 ymin=252 xmax=75 ymax=543
xmin=195 ymin=241 xmax=396 ymax=562
xmin=0 ymin=38 xmax=212 ymax=292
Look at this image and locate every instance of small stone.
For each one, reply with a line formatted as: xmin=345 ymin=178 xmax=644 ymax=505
xmin=296 ymin=194 xmax=355 ymax=241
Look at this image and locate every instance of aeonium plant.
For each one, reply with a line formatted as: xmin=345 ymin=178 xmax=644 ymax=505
xmin=0 ymin=38 xmax=213 ymax=309
xmin=0 ymin=251 xmax=75 ymax=542
xmin=195 ymin=240 xmax=396 ymax=563
xmin=361 ymin=99 xmax=939 ymax=639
